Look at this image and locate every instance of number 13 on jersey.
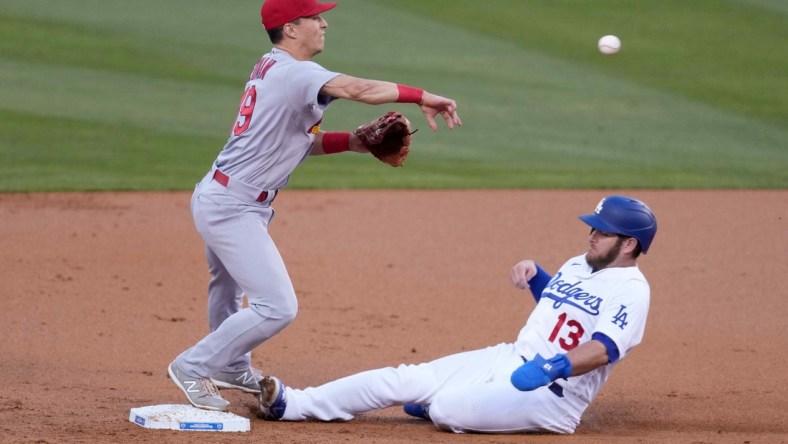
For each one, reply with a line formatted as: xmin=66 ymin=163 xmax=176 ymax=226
xmin=548 ymin=313 xmax=585 ymax=351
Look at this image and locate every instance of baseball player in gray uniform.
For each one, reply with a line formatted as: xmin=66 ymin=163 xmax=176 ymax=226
xmin=167 ymin=0 xmax=462 ymax=411
xmin=258 ymin=196 xmax=657 ymax=434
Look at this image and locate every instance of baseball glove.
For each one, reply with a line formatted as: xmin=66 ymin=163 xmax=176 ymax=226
xmin=353 ymin=111 xmax=416 ymax=167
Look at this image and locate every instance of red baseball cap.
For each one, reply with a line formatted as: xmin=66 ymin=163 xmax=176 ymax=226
xmin=261 ymin=0 xmax=338 ymax=31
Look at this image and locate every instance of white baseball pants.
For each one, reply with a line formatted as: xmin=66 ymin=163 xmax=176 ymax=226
xmin=281 ymin=343 xmax=588 ymax=434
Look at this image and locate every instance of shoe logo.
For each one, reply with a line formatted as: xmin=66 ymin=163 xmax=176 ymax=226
xmin=185 ymin=380 xmax=200 ymax=393
xmin=236 ymin=371 xmax=256 ymax=386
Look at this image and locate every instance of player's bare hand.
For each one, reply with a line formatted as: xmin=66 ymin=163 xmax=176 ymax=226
xmin=420 ymin=92 xmax=462 ymax=131
xmin=510 ymin=260 xmax=537 ymax=290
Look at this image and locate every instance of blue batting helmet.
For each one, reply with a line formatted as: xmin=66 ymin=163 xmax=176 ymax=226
xmin=578 ymin=196 xmax=657 ymax=254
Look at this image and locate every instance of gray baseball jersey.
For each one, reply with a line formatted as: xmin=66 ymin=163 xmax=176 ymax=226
xmin=216 ymin=47 xmax=340 ymax=190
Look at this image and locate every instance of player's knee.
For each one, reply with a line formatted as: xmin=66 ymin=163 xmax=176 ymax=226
xmin=428 ymin=391 xmax=488 ymax=434
xmin=279 ymin=286 xmax=298 ymax=321
xmin=425 ymin=400 xmax=461 ymax=433
xmin=278 ymin=295 xmax=298 ymax=323
xmin=248 ymin=292 xmax=298 ymax=324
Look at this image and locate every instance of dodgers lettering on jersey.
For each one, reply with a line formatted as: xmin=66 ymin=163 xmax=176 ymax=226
xmin=541 ymin=273 xmax=605 ymax=315
xmin=214 ymin=48 xmax=341 ymax=191
xmin=514 ymin=254 xmax=650 ymax=403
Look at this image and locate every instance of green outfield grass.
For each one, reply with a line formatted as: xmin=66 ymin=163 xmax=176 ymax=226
xmin=0 ymin=0 xmax=785 ymax=191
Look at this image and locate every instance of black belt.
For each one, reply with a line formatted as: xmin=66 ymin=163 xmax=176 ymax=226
xmin=521 ymin=356 xmax=564 ymax=398
xmin=547 ymin=382 xmax=564 ymax=398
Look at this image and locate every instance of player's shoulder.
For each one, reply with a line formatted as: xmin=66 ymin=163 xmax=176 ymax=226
xmin=605 ymin=270 xmax=651 ymax=305
xmin=273 ymin=50 xmax=326 ymax=69
xmin=300 ymin=60 xmax=330 ymax=72
xmin=558 ymin=254 xmax=647 ymax=280
xmin=566 ymin=254 xmax=588 ymax=267
xmin=617 ymin=264 xmax=648 ymax=285
xmin=602 ymin=266 xmax=649 ymax=292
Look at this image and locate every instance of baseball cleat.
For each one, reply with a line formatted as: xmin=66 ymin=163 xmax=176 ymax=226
xmin=258 ymin=376 xmax=287 ymax=420
xmin=168 ymin=361 xmax=230 ymax=412
xmin=211 ymin=367 xmax=263 ymax=394
xmin=403 ymin=403 xmax=431 ymax=420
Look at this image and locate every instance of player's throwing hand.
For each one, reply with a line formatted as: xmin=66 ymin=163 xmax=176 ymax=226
xmin=420 ymin=92 xmax=462 ymax=131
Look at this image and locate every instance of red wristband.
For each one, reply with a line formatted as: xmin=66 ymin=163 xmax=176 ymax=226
xmin=321 ymin=132 xmax=351 ymax=154
xmin=396 ymin=84 xmax=424 ymax=105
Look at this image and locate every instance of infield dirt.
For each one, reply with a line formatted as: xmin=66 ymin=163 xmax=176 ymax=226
xmin=1 ymin=190 xmax=786 ymax=443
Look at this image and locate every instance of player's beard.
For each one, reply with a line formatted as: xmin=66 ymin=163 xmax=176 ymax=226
xmin=586 ymin=237 xmax=625 ymax=271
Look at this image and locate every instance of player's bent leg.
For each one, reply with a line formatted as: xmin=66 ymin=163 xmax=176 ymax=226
xmin=186 ymin=193 xmax=299 ymax=376
xmin=184 ymin=202 xmax=299 ymax=372
xmin=192 ymin=186 xmax=294 ymax=307
xmin=428 ymin=382 xmax=583 ymax=434
xmin=398 ymin=343 xmax=524 ymax=424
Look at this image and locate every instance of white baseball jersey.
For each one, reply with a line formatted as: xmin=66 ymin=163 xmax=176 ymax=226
xmin=215 ymin=47 xmax=341 ymax=190
xmin=514 ymin=254 xmax=650 ymax=403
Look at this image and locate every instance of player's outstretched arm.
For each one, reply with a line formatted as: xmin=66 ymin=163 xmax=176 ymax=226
xmin=321 ymin=75 xmax=461 ymax=130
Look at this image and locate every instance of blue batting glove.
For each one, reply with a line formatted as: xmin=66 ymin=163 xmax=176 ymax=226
xmin=511 ymin=353 xmax=573 ymax=391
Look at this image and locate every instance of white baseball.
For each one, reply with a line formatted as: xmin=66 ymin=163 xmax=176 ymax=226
xmin=598 ymin=35 xmax=621 ymax=55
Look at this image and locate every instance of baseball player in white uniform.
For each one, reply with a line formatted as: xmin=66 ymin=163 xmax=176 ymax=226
xmin=258 ymin=196 xmax=657 ymax=434
xmin=167 ymin=0 xmax=462 ymax=411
